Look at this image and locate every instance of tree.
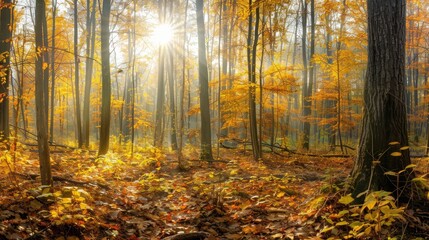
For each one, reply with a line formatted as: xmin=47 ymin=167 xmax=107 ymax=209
xmin=154 ymin=0 xmax=166 ymax=148
xmin=98 ymin=0 xmax=111 ymax=156
xmin=196 ymin=0 xmax=213 ymax=162
xmin=35 ymin=0 xmax=52 ymax=185
xmin=74 ymin=0 xmax=83 ymax=147
xmin=300 ymin=0 xmax=309 ymax=150
xmin=0 ymin=0 xmax=13 ymax=143
xmin=82 ymin=0 xmax=97 ymax=148
xmin=351 ymin=0 xmax=413 ymax=203
xmin=49 ymin=0 xmax=57 ymax=143
xmin=247 ymin=0 xmax=261 ymax=160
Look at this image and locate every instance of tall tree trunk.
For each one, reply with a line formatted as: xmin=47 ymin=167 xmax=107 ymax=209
xmin=351 ymin=0 xmax=413 ymax=203
xmin=305 ymin=0 xmax=315 ymax=150
xmin=335 ymin=0 xmax=347 ymax=154
xmin=49 ymin=0 xmax=57 ymax=143
xmin=35 ymin=0 xmax=52 ymax=186
xmin=247 ymin=0 xmax=261 ymax=160
xmin=130 ymin=0 xmax=137 ymax=155
xmin=154 ymin=45 xmax=165 ymax=147
xmin=178 ymin=0 xmax=189 ymax=168
xmin=98 ymin=0 xmax=111 ymax=156
xmin=220 ymin=0 xmax=228 ymax=138
xmin=301 ymin=0 xmax=309 ymax=150
xmin=73 ymin=0 xmax=82 ymax=147
xmin=196 ymin=0 xmax=213 ymax=162
xmin=0 ymin=0 xmax=13 ymax=143
xmin=154 ymin=0 xmax=166 ymax=148
xmin=168 ymin=49 xmax=178 ymax=150
xmin=82 ymin=0 xmax=97 ymax=148
xmin=324 ymin=8 xmax=336 ymax=150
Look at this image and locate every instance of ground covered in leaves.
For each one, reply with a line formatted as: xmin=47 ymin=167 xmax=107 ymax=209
xmin=1 ymin=143 xmax=428 ymax=239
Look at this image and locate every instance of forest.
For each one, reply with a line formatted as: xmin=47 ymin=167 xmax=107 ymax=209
xmin=0 ymin=0 xmax=429 ymax=239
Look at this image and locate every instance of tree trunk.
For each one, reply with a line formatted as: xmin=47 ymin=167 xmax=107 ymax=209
xmin=82 ymin=0 xmax=97 ymax=148
xmin=35 ymin=0 xmax=52 ymax=186
xmin=300 ymin=0 xmax=309 ymax=150
xmin=305 ymin=0 xmax=315 ymax=151
xmin=154 ymin=0 xmax=166 ymax=148
xmin=168 ymin=49 xmax=178 ymax=150
xmin=0 ymin=0 xmax=12 ymax=143
xmin=73 ymin=0 xmax=83 ymax=148
xmin=98 ymin=0 xmax=111 ymax=156
xmin=324 ymin=10 xmax=336 ymax=151
xmin=247 ymin=0 xmax=261 ymax=161
xmin=351 ymin=0 xmax=413 ymax=203
xmin=178 ymin=0 xmax=189 ymax=168
xmin=196 ymin=0 xmax=213 ymax=162
xmin=49 ymin=0 xmax=57 ymax=143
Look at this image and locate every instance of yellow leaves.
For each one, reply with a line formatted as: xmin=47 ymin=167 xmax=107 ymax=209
xmin=276 ymin=191 xmax=285 ymax=198
xmin=42 ymin=62 xmax=49 ymax=70
xmin=390 ymin=152 xmax=402 ymax=157
xmin=338 ymin=194 xmax=354 ymax=205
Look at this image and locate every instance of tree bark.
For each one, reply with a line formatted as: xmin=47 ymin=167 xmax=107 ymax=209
xmin=35 ymin=0 xmax=52 ymax=186
xmin=154 ymin=0 xmax=166 ymax=148
xmin=0 ymin=0 xmax=13 ymax=143
xmin=98 ymin=0 xmax=111 ymax=156
xmin=49 ymin=0 xmax=57 ymax=143
xmin=300 ymin=0 xmax=309 ymax=150
xmin=73 ymin=0 xmax=83 ymax=148
xmin=247 ymin=0 xmax=261 ymax=161
xmin=351 ymin=0 xmax=413 ymax=203
xmin=196 ymin=0 xmax=213 ymax=161
xmin=82 ymin=0 xmax=97 ymax=148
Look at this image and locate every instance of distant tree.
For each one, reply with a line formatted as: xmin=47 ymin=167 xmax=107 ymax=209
xmin=154 ymin=0 xmax=166 ymax=148
xmin=196 ymin=0 xmax=213 ymax=162
xmin=35 ymin=0 xmax=52 ymax=185
xmin=178 ymin=0 xmax=189 ymax=168
xmin=0 ymin=0 xmax=13 ymax=143
xmin=98 ymin=0 xmax=111 ymax=156
xmin=351 ymin=0 xmax=413 ymax=203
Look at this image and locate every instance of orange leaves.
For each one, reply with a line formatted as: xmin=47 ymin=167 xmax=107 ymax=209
xmin=263 ymin=63 xmax=298 ymax=95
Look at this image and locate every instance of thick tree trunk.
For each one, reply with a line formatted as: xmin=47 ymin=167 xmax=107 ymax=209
xmin=351 ymin=0 xmax=413 ymax=203
xmin=98 ymin=0 xmax=111 ymax=156
xmin=196 ymin=0 xmax=213 ymax=161
xmin=0 ymin=0 xmax=12 ymax=143
xmin=35 ymin=0 xmax=52 ymax=186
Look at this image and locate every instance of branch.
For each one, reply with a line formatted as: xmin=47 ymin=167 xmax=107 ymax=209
xmin=11 ymin=172 xmax=110 ymax=190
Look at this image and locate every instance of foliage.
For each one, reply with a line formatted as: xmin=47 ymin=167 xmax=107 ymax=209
xmin=321 ymin=191 xmax=405 ymax=239
xmin=50 ymin=187 xmax=93 ymax=227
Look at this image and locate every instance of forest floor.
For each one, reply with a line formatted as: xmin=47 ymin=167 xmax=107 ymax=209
xmin=0 ymin=143 xmax=428 ymax=239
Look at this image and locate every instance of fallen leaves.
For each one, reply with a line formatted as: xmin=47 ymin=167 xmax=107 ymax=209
xmin=0 ymin=145 xmax=362 ymax=239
